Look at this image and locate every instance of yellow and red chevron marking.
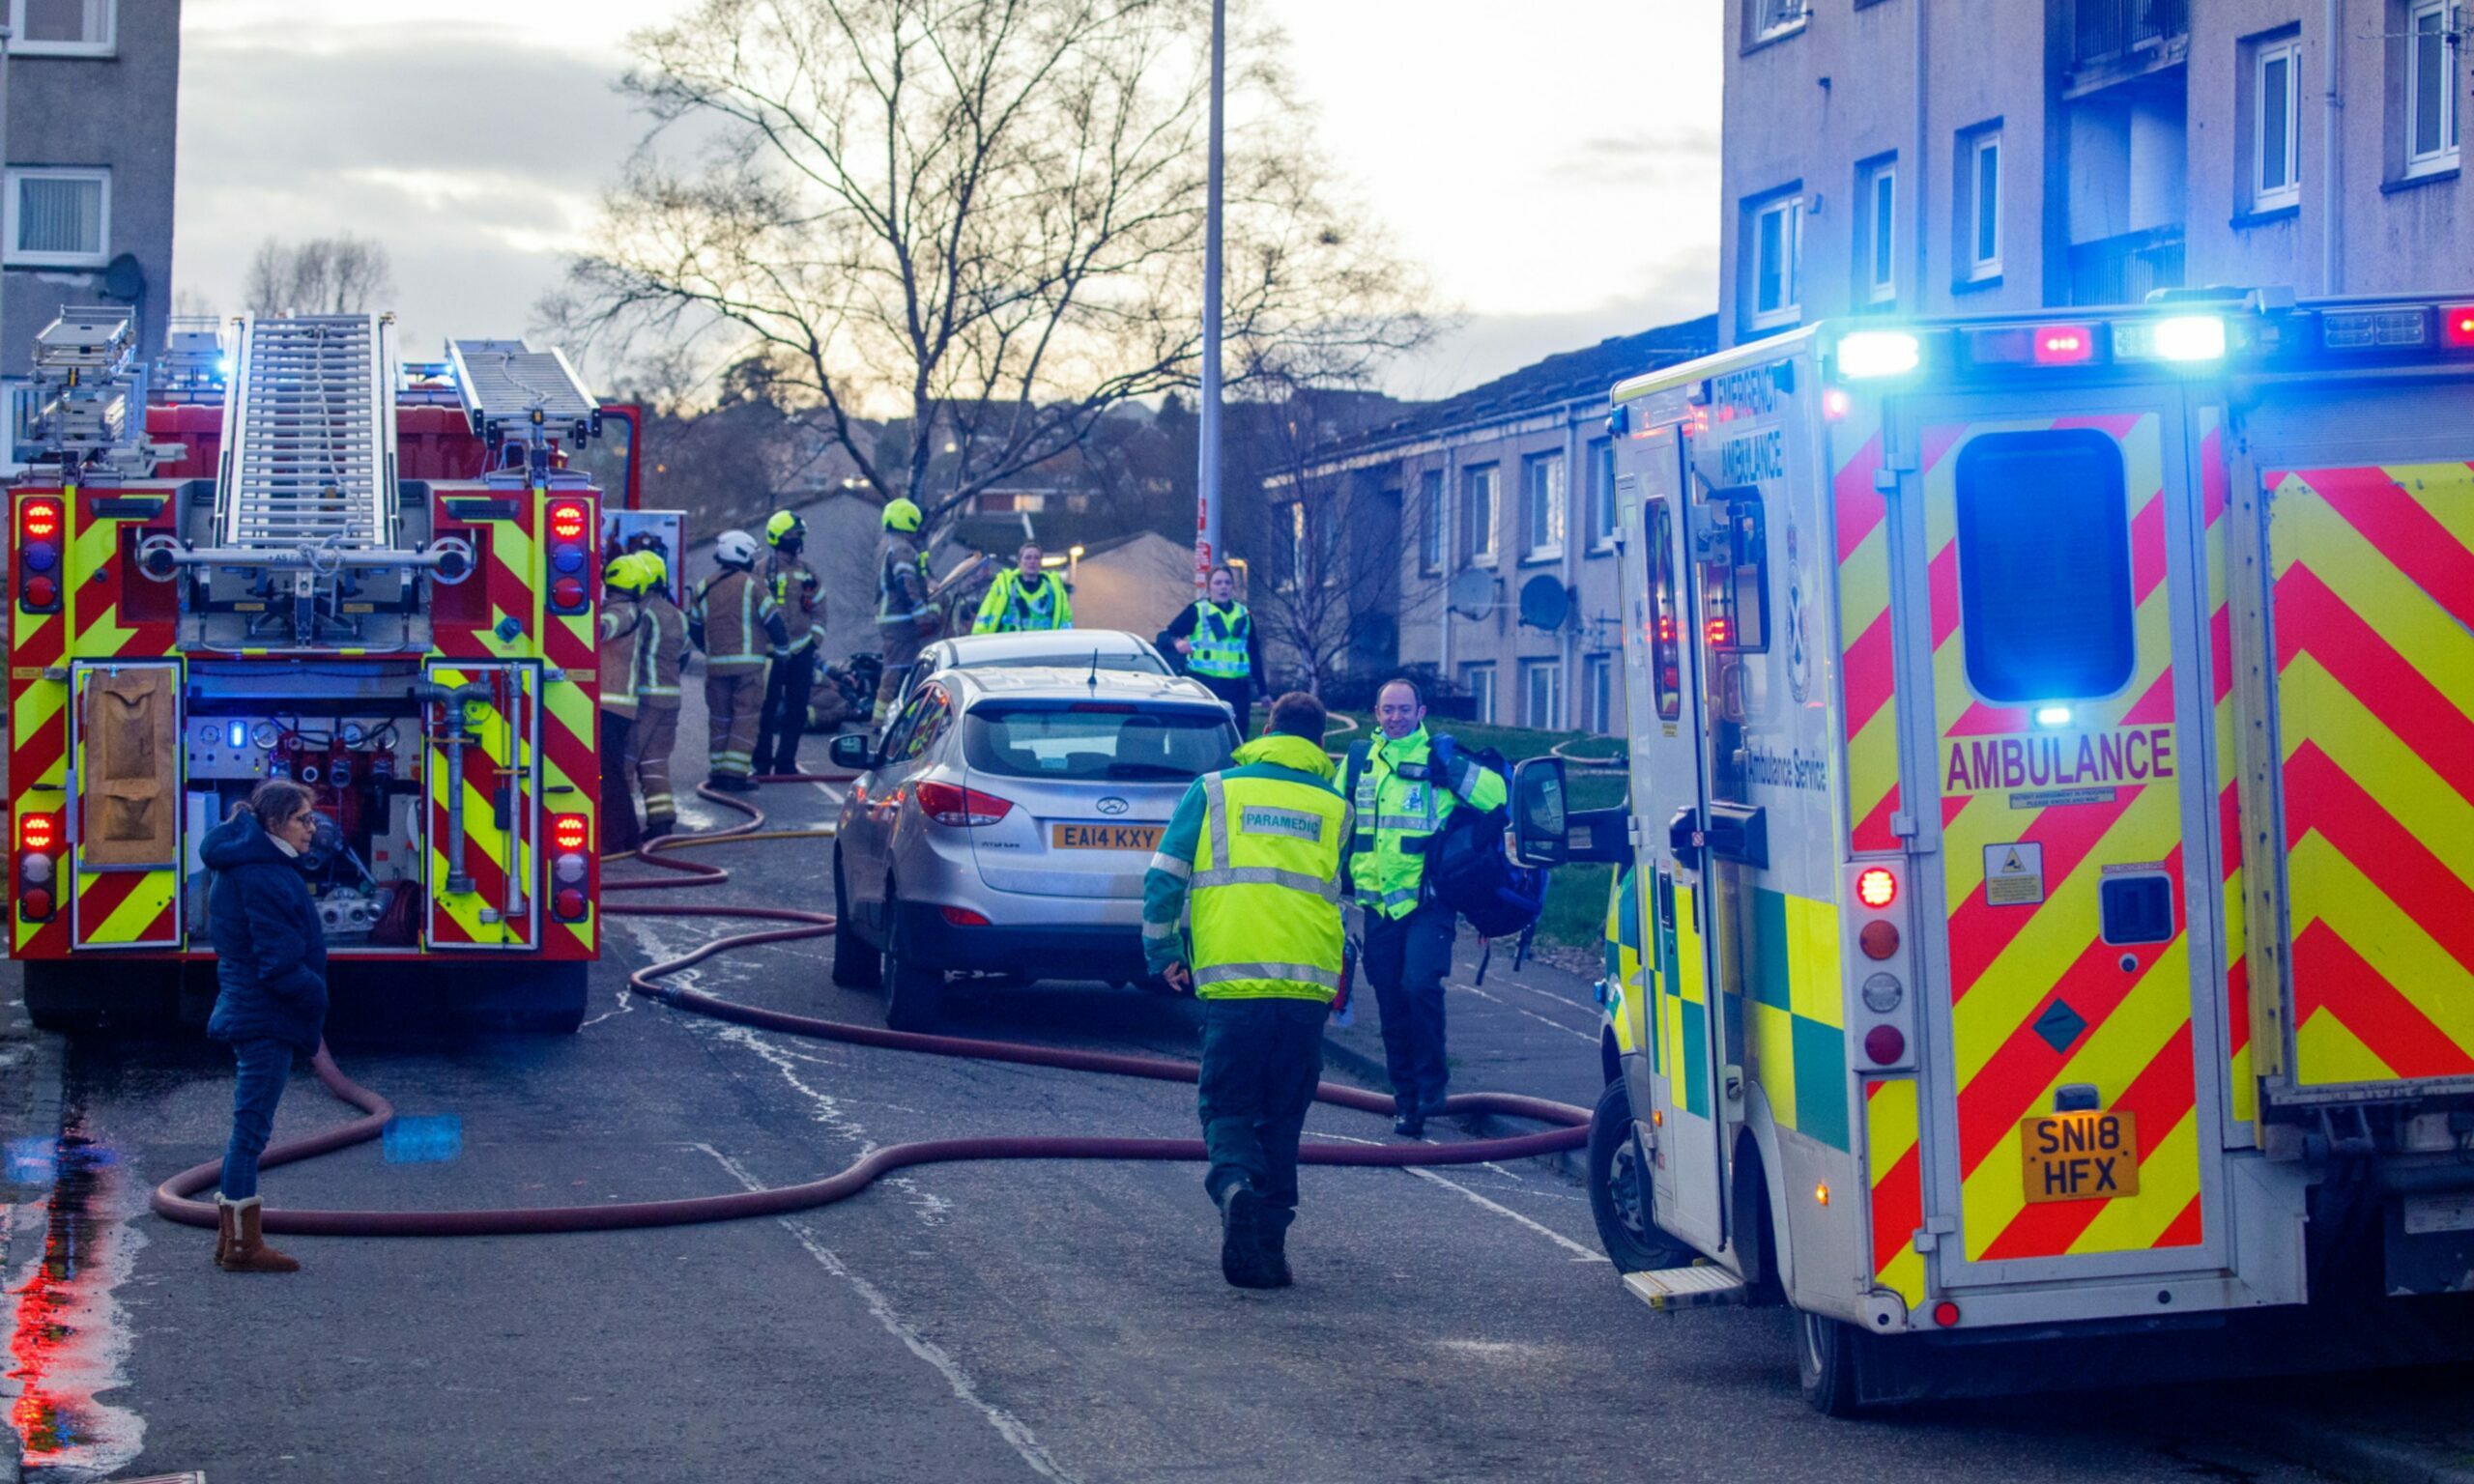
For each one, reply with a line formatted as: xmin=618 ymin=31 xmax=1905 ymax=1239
xmin=1926 ymin=414 xmax=2205 ymax=1264
xmin=2267 ymin=461 xmax=2474 ymax=1088
xmin=1834 ymin=405 xmax=1903 ymax=854
xmin=427 ymin=669 xmax=532 ymax=949
xmin=70 ymin=868 xmax=177 ymax=949
xmin=2197 ymin=411 xmax=2257 ymax=1133
xmin=1864 ymin=1077 xmax=1926 ymax=1308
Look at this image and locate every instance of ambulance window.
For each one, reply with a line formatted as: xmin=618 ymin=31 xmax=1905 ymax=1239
xmin=1698 ymin=487 xmax=1769 ymax=654
xmin=1954 ymin=429 xmax=2135 ymax=703
xmin=1647 ymin=499 xmax=1683 ymax=721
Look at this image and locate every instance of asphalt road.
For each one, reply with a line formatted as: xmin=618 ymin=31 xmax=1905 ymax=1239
xmin=0 ymin=737 xmax=2441 ymax=1483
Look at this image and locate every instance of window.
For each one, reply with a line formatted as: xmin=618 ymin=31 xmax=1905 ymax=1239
xmin=2255 ymin=39 xmax=2302 ymax=210
xmin=1418 ymin=470 xmax=1445 ymax=574
xmin=1854 ymin=157 xmax=1897 ymax=306
xmin=11 ymin=0 xmax=114 ymax=55
xmin=964 ymin=700 xmax=1237 ymax=781
xmin=1461 ymin=663 xmax=1498 ymax=726
xmin=1954 ymin=430 xmax=2135 ymax=703
xmin=1748 ymin=0 xmax=1807 ymax=45
xmin=2407 ymin=1 xmax=2462 ymax=177
xmin=1583 ymin=653 xmax=1617 ymax=734
xmin=1521 ymin=452 xmax=1566 ymax=560
xmin=1521 ymin=660 xmax=1563 ymax=729
xmin=1959 ymin=128 xmax=2002 ymax=281
xmin=5 ymin=168 xmax=108 ymax=268
xmin=1697 ymin=488 xmax=1770 ymax=654
xmin=1746 ymin=191 xmax=1803 ymax=330
xmin=1462 ymin=464 xmax=1499 ymax=565
xmin=1647 ymin=499 xmax=1683 ymax=722
xmin=1586 ymin=440 xmax=1617 ymax=550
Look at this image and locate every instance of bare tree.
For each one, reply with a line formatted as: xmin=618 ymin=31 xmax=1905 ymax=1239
xmin=561 ymin=0 xmax=1433 ymax=533
xmin=243 ymin=236 xmax=396 ymax=316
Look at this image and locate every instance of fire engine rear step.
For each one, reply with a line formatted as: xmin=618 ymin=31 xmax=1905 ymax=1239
xmin=1621 ymin=1265 xmax=1748 ymax=1311
xmin=216 ymin=312 xmax=400 ymax=551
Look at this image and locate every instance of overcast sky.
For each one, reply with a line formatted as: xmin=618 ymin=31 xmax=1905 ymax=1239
xmin=177 ymin=1 xmax=1722 ymax=402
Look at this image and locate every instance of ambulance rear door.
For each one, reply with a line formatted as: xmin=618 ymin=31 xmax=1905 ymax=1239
xmin=1893 ymin=383 xmax=2234 ymax=1291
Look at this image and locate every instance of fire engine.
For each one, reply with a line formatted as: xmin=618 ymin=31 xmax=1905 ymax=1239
xmin=1510 ymin=290 xmax=2474 ymax=1411
xmin=8 ymin=308 xmax=624 ymax=1032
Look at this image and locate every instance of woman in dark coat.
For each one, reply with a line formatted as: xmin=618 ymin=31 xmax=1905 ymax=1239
xmin=201 ymin=778 xmax=328 ymax=1273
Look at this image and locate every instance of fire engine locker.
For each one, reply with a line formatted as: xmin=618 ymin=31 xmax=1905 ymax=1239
xmin=423 ymin=661 xmax=542 ymax=950
xmin=68 ymin=659 xmax=184 ymax=949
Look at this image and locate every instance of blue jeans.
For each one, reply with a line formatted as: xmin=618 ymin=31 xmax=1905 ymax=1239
xmin=220 ymin=1039 xmax=294 ymax=1201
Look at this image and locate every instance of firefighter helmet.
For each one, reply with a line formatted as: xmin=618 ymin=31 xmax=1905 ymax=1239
xmin=603 ymin=553 xmax=653 ymax=594
xmin=713 ymin=529 xmax=760 ymax=567
xmin=636 ymin=550 xmax=669 ymax=590
xmin=765 ymin=510 xmax=806 ymax=548
xmin=881 ymin=498 xmax=923 ymax=533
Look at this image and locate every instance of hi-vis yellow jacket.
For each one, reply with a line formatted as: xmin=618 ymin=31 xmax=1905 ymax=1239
xmin=1141 ymin=732 xmax=1350 ymax=1001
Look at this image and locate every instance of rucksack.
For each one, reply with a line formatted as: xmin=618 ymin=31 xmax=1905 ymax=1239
xmin=1345 ymin=734 xmax=1547 ymax=945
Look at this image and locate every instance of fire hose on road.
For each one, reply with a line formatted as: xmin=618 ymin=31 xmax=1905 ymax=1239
xmin=150 ymin=778 xmax=1590 ymax=1238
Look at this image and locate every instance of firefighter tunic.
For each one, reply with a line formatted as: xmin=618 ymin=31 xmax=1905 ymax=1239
xmin=631 ymin=587 xmax=691 ymax=826
xmin=691 ymin=565 xmax=788 ymax=783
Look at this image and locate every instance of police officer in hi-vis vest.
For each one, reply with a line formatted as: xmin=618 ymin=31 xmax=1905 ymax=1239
xmin=1157 ymin=563 xmax=1265 ymax=734
xmin=970 ymin=542 xmax=1075 ymax=633
xmin=1143 ymin=691 xmax=1349 ymax=1290
xmin=1342 ymin=676 xmax=1507 ymax=1138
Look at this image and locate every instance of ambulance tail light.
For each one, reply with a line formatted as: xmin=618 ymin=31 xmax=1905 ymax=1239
xmin=1856 ymin=867 xmax=1898 ymax=910
xmin=915 ymin=779 xmax=1013 ymax=827
xmin=1846 ymin=862 xmax=1916 ymax=1072
xmin=2443 ymin=306 xmax=2474 ymax=352
xmin=545 ymin=499 xmax=591 ymax=616
xmin=1960 ymin=323 xmax=2104 ymax=368
xmin=17 ymin=498 xmax=62 ymax=614
xmin=551 ymin=813 xmax=590 ymax=920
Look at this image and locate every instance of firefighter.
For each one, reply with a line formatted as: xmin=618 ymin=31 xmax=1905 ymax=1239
xmin=690 ymin=530 xmax=788 ymax=792
xmin=1342 ymin=677 xmax=1506 ymax=1138
xmin=630 ymin=550 xmax=690 ymax=840
xmin=1143 ymin=691 xmax=1349 ymax=1290
xmin=970 ymin=542 xmax=1075 ymax=633
xmin=873 ymin=498 xmax=939 ymax=728
xmin=597 ymin=553 xmax=651 ymax=853
xmin=756 ymin=509 xmax=823 ymax=776
xmin=1157 ymin=563 xmax=1264 ymax=734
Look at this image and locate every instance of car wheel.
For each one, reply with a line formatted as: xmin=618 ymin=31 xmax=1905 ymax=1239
xmin=1587 ymin=1077 xmax=1696 ymax=1271
xmin=882 ymin=940 xmax=945 ymax=1033
xmin=1796 ymin=1307 xmax=1870 ymax=1418
xmin=830 ymin=850 xmax=880 ymax=989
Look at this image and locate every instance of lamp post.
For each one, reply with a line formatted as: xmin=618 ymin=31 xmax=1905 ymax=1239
xmin=1194 ymin=0 xmax=1225 ymax=593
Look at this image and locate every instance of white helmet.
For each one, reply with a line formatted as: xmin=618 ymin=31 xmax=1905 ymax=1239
xmin=713 ymin=529 xmax=759 ymax=566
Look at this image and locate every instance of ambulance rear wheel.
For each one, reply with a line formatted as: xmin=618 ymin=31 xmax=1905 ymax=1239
xmin=1587 ymin=1078 xmax=1693 ymax=1271
xmin=830 ymin=851 xmax=880 ymax=989
xmin=1796 ymin=1309 xmax=1869 ymax=1418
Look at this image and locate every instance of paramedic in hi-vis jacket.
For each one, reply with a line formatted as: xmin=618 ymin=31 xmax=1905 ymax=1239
xmin=690 ymin=530 xmax=789 ymax=792
xmin=756 ymin=509 xmax=824 ymax=777
xmin=1142 ymin=691 xmax=1349 ymax=1290
xmin=630 ymin=552 xmax=690 ymax=840
xmin=1343 ymin=677 xmax=1505 ymax=1138
xmin=874 ymin=498 xmax=940 ymax=727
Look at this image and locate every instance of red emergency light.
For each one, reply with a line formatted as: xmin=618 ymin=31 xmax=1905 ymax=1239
xmin=547 ymin=500 xmax=590 ymax=542
xmin=1961 ymin=322 xmax=2106 ymax=368
xmin=2031 ymin=326 xmax=2098 ymax=365
xmin=552 ymin=814 xmax=590 ymax=853
xmin=2444 ymin=306 xmax=2474 ymax=351
xmin=19 ymin=814 xmax=56 ymax=852
xmin=20 ymin=499 xmax=60 ymax=541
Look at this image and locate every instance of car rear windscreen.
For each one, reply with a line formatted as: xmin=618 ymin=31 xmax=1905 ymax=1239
xmin=964 ymin=703 xmax=1236 ymax=781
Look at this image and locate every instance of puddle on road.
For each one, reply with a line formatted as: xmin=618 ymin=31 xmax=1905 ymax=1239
xmin=4 ymin=1118 xmax=147 ymax=1479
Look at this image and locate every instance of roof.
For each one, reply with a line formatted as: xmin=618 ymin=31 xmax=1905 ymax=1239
xmin=945 ymin=667 xmax=1221 ymax=706
xmin=929 ymin=629 xmax=1166 ymax=667
xmin=1295 ymin=313 xmax=1719 ymax=469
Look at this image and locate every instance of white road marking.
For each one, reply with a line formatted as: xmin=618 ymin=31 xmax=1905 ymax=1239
xmin=1316 ymin=1132 xmax=1607 ymax=1264
xmin=1493 ymin=974 xmax=1601 ymax=1017
xmin=1446 ymin=980 xmax=1598 ymax=1046
xmin=693 ymin=1144 xmax=1078 ymax=1484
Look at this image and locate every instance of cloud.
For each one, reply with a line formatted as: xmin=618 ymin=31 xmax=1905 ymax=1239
xmin=1381 ymin=261 xmax=1717 ymax=403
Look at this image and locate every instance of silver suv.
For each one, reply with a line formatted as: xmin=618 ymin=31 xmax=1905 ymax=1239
xmin=827 ymin=667 xmax=1240 ymax=1029
xmin=882 ymin=629 xmax=1172 ymax=718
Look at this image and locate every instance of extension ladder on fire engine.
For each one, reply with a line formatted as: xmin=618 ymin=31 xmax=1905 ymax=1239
xmin=446 ymin=338 xmax=598 ymax=447
xmin=216 ymin=313 xmax=401 ymax=551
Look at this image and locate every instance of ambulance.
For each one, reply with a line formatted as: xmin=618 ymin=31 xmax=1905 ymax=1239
xmin=1510 ymin=289 xmax=2474 ymax=1411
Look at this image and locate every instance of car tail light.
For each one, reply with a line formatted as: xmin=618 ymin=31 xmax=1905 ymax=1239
xmin=915 ymin=779 xmax=1013 ymax=826
xmin=940 ymin=905 xmax=992 ymax=927
xmin=1863 ymin=1024 xmax=1907 ymax=1066
xmin=551 ymin=813 xmax=590 ymax=918
xmin=2444 ymin=305 xmax=2474 ymax=352
xmin=1859 ymin=920 xmax=1900 ymax=960
xmin=1856 ymin=868 xmax=1898 ymax=909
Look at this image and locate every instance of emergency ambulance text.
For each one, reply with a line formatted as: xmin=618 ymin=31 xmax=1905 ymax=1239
xmin=1942 ymin=726 xmax=2174 ymax=796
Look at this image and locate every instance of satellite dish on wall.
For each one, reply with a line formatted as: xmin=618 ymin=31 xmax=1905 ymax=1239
xmin=1518 ymin=576 xmax=1571 ymax=631
xmin=101 ymin=253 xmax=146 ymax=301
xmin=1447 ymin=568 xmax=1496 ymax=620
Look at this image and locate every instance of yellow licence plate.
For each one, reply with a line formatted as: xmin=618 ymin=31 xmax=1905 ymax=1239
xmin=2019 ymin=1110 xmax=2140 ymax=1204
xmin=1051 ymin=822 xmax=1163 ymax=852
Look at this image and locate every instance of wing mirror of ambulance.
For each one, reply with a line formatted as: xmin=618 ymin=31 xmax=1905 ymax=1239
xmin=1509 ymin=756 xmax=1635 ymax=870
xmin=828 ymin=732 xmax=877 ymax=771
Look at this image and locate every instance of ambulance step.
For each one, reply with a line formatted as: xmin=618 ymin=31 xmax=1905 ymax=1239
xmin=1621 ymin=1265 xmax=1748 ymax=1311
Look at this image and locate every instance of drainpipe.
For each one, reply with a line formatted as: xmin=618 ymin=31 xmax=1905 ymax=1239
xmin=1912 ymin=0 xmax=1930 ymax=308
xmin=1439 ymin=442 xmax=1457 ymax=682
xmin=2321 ymin=0 xmax=2344 ymax=295
xmin=1563 ymin=406 xmax=1584 ymax=730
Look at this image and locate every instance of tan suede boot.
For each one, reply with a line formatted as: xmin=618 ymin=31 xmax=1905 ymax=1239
xmin=217 ymin=1196 xmax=300 ymax=1274
xmin=213 ymin=1195 xmax=236 ymax=1267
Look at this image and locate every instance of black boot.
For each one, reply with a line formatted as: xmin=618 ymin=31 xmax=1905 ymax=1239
xmin=1261 ymin=1217 xmax=1293 ymax=1289
xmin=643 ymin=818 xmax=675 ymax=842
xmin=1220 ymin=1184 xmax=1277 ymax=1289
xmin=1393 ymin=1093 xmax=1423 ymax=1139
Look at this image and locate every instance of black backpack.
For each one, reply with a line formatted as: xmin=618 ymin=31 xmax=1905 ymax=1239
xmin=1346 ymin=735 xmax=1547 ymax=943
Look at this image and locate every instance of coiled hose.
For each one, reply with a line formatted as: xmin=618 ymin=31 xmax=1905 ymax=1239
xmin=152 ymin=775 xmax=1589 ymax=1237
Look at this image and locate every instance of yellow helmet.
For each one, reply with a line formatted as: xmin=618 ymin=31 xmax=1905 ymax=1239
xmin=765 ymin=510 xmax=806 ymax=547
xmin=602 ymin=553 xmax=643 ymax=592
xmin=881 ymin=498 xmax=923 ymax=533
xmin=635 ymin=550 xmax=668 ymax=591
